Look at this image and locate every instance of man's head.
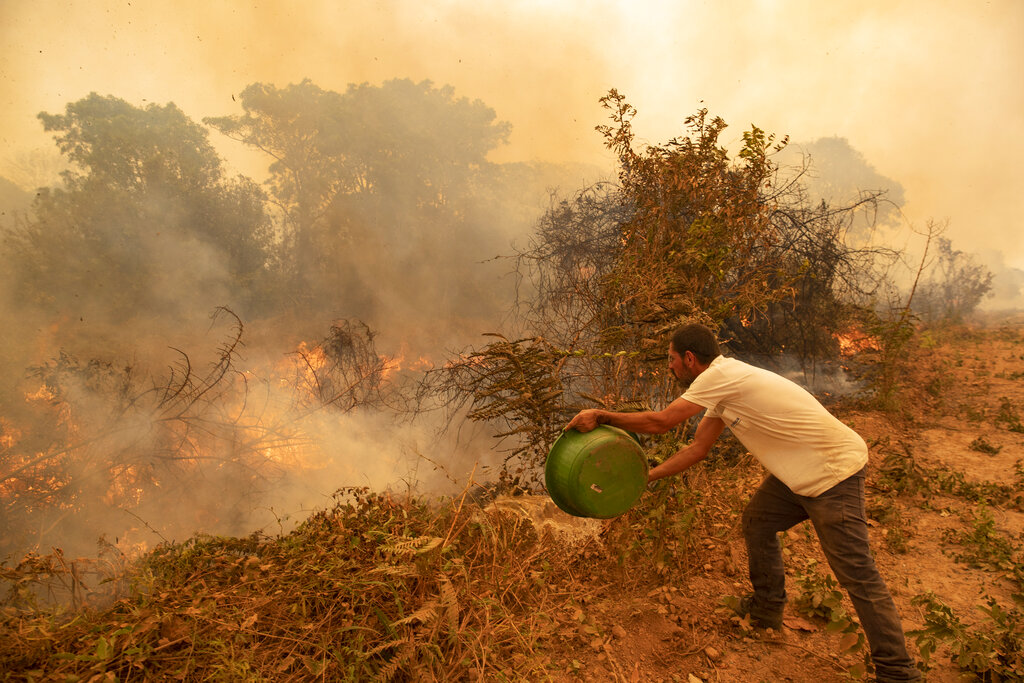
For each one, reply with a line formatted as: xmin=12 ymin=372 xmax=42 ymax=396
xmin=668 ymin=323 xmax=721 ymax=384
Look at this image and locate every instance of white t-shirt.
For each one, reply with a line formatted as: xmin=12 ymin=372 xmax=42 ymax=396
xmin=681 ymin=356 xmax=868 ymax=497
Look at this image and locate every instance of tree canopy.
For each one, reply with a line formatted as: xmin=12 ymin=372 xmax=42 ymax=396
xmin=205 ymin=78 xmax=519 ymax=342
xmin=5 ymin=94 xmax=273 ymax=321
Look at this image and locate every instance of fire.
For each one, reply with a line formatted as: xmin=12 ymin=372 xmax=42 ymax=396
xmin=279 ymin=340 xmax=328 ymax=387
xmin=25 ymin=385 xmax=57 ymax=402
xmin=381 ymin=344 xmax=434 ymax=380
xmin=0 ymin=417 xmax=21 ymax=450
xmin=2 ymin=344 xmax=330 ymax=553
xmin=834 ymin=329 xmax=881 ymax=357
xmin=410 ymin=355 xmax=434 ymax=371
xmin=381 ymin=353 xmax=404 ymax=380
xmin=2 ymin=318 xmax=443 ymax=560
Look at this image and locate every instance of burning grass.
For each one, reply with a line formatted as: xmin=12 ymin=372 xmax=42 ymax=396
xmin=0 ymin=310 xmax=409 ymax=561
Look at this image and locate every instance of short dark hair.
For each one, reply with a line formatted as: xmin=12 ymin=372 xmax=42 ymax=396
xmin=670 ymin=323 xmax=721 ymax=364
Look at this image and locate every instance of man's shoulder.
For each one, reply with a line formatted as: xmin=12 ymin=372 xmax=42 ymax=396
xmin=705 ymin=355 xmax=749 ymax=376
xmin=698 ymin=356 xmax=793 ymax=391
xmin=688 ymin=356 xmax=740 ymax=392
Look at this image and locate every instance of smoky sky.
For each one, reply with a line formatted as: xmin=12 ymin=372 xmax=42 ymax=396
xmin=2 ymin=0 xmax=1022 ymax=269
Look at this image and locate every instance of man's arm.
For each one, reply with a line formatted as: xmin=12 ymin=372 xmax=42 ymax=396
xmin=565 ymin=396 xmax=705 ymax=435
xmin=647 ymin=415 xmax=726 ymax=483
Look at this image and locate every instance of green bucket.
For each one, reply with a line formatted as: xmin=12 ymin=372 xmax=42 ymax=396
xmin=544 ymin=425 xmax=648 ymax=519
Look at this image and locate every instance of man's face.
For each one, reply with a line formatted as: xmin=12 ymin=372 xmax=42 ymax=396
xmin=668 ymin=344 xmax=695 ymax=385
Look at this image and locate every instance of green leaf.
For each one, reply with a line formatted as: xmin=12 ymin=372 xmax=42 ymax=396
xmin=94 ymin=636 xmax=112 ymax=660
xmin=838 ymin=631 xmax=861 ymax=653
xmin=826 ymin=617 xmax=851 ymax=633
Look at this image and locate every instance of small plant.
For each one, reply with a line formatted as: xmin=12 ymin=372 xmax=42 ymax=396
xmin=608 ymin=475 xmax=703 ymax=578
xmin=793 ymin=561 xmax=869 ymax=678
xmin=861 ymin=310 xmax=918 ymax=413
xmin=941 ymin=507 xmax=1024 ymax=589
xmin=866 ymin=496 xmax=911 ymax=554
xmin=996 ymin=397 xmax=1024 ymax=433
xmin=933 ymin=469 xmax=1024 ymax=511
xmin=909 ymin=592 xmax=1024 ymax=680
xmin=969 ymin=436 xmax=1003 ymax=455
xmin=873 ymin=442 xmax=1024 ymax=510
xmin=961 ymin=404 xmax=987 ymax=423
xmin=873 ymin=446 xmax=931 ymax=497
xmin=996 ymin=370 xmax=1024 ymax=381
xmin=925 ymin=371 xmax=956 ymax=399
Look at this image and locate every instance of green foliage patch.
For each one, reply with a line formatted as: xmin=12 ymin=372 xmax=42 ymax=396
xmin=910 ymin=592 xmax=1024 ymax=681
xmin=942 ymin=507 xmax=1024 ymax=590
xmin=792 ymin=561 xmax=869 ymax=678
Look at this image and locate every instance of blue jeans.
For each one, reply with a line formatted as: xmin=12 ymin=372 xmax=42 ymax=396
xmin=741 ymin=468 xmax=920 ymax=682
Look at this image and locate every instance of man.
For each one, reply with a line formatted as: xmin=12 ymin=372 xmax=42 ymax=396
xmin=566 ymin=323 xmax=920 ymax=682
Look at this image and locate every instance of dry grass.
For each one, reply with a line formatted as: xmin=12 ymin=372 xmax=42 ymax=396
xmin=0 ymin=470 xmax=742 ymax=682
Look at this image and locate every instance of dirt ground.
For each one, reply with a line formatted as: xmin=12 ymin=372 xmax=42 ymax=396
xmin=534 ymin=318 xmax=1024 ymax=683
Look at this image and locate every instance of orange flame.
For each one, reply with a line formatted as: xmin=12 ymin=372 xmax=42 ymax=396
xmin=834 ymin=329 xmax=881 ymax=357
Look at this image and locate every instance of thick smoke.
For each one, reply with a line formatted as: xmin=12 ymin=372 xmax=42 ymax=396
xmin=778 ymin=136 xmax=1023 ymax=311
xmin=4 ymin=2 xmax=1021 ymax=272
xmin=0 ymin=81 xmax=602 ymax=561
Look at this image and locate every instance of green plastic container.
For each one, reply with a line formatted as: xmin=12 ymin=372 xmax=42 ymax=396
xmin=544 ymin=425 xmax=648 ymax=519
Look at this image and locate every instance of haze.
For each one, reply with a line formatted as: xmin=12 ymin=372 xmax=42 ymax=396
xmin=2 ymin=0 xmax=1022 ymax=270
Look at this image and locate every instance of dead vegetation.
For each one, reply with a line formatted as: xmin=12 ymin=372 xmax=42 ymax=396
xmin=0 ymin=446 xmax=751 ymax=681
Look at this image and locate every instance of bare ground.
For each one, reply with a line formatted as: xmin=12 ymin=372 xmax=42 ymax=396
xmin=534 ymin=319 xmax=1024 ymax=683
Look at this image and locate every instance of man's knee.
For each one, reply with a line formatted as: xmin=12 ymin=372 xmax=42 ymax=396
xmin=741 ymin=505 xmax=755 ymax=533
xmin=833 ymin=564 xmax=893 ymax=601
xmin=741 ymin=506 xmax=770 ymax=542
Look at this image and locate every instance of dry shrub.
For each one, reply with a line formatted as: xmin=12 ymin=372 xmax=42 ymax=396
xmin=0 ymin=487 xmax=607 ymax=680
xmin=436 ymin=93 xmax=903 ymax=488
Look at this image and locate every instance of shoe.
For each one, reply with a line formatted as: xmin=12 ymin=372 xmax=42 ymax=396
xmin=727 ymin=594 xmax=783 ymax=630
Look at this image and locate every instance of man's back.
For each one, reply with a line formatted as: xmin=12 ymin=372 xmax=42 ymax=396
xmin=682 ymin=356 xmax=868 ymax=496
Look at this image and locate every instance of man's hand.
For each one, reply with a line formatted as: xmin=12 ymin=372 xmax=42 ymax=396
xmin=566 ymin=409 xmax=603 ymax=433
